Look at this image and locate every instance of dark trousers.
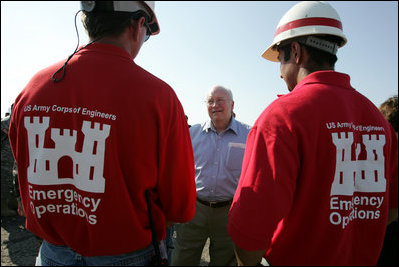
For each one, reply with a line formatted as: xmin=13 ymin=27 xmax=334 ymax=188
xmin=378 ymin=220 xmax=398 ymax=266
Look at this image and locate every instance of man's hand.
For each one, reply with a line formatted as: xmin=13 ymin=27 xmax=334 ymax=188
xmin=17 ymin=197 xmax=25 ymax=216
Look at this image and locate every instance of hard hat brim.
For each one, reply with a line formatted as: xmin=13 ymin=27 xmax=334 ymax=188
xmin=262 ymin=44 xmax=279 ymax=62
xmin=262 ymin=29 xmax=347 ymax=62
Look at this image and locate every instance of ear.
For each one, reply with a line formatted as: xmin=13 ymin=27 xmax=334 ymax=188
xmin=291 ymin=42 xmax=302 ymax=64
xmin=130 ymin=17 xmax=145 ymax=42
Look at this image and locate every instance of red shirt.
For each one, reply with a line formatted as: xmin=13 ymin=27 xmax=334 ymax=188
xmin=9 ymin=43 xmax=196 ymax=256
xmin=228 ymin=71 xmax=398 ymax=266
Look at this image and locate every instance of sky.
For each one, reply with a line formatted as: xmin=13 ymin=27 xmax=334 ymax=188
xmin=1 ymin=1 xmax=398 ymax=126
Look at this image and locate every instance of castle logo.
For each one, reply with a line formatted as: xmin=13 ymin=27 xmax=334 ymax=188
xmin=330 ymin=132 xmax=386 ymax=196
xmin=24 ymin=116 xmax=110 ymax=193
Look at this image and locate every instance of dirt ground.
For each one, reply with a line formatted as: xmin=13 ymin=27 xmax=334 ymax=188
xmin=1 ymin=215 xmax=210 ymax=266
xmin=1 ymin=216 xmax=41 ymax=266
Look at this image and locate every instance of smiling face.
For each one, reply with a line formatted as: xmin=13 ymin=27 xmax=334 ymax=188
xmin=206 ymin=86 xmax=234 ymax=129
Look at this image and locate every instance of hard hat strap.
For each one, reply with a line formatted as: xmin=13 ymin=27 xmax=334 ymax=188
xmin=298 ymin=36 xmax=338 ymax=55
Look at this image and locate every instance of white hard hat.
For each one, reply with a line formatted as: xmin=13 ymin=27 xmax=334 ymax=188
xmin=81 ymin=1 xmax=159 ymax=35
xmin=262 ymin=1 xmax=347 ymax=62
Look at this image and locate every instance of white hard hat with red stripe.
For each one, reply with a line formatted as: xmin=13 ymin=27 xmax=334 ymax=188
xmin=262 ymin=1 xmax=347 ymax=62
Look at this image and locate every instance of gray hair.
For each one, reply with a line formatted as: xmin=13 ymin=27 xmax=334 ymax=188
xmin=206 ymin=85 xmax=234 ymax=101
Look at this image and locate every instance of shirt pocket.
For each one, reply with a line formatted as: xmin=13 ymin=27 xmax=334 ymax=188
xmin=226 ymin=142 xmax=246 ymax=174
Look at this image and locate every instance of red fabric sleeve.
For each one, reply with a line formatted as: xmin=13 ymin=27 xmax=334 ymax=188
xmin=228 ymin=106 xmax=299 ymax=251
xmin=156 ymin=88 xmax=196 ymax=223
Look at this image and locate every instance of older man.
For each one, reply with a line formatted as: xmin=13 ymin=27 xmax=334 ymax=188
xmin=172 ymin=86 xmax=251 ymax=266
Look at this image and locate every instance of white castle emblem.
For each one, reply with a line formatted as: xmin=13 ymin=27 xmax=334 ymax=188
xmin=24 ymin=116 xmax=110 ymax=193
xmin=330 ymin=132 xmax=386 ymax=196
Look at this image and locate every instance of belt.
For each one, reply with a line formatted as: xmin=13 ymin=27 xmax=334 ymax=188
xmin=196 ymin=198 xmax=233 ymax=208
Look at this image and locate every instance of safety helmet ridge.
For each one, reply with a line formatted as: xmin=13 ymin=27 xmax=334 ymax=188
xmin=262 ymin=1 xmax=347 ymax=62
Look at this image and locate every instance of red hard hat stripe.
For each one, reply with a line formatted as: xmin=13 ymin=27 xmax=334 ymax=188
xmin=274 ymin=17 xmax=343 ymax=37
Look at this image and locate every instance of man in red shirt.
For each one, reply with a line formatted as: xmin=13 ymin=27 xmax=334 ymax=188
xmin=227 ymin=1 xmax=398 ymax=266
xmin=9 ymin=1 xmax=196 ymax=265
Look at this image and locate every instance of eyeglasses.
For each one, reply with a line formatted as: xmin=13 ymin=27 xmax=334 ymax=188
xmin=206 ymin=98 xmax=228 ymax=106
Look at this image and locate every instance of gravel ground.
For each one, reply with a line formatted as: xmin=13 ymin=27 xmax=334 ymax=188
xmin=1 ymin=215 xmax=210 ymax=266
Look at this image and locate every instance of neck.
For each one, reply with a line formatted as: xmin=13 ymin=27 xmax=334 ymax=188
xmin=297 ymin=52 xmax=334 ymax=85
xmin=296 ymin=68 xmax=311 ymax=85
xmin=212 ymin=118 xmax=231 ymax=134
xmin=91 ymin=32 xmax=137 ymax=59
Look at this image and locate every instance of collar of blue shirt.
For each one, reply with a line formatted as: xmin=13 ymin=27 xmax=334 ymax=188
xmin=204 ymin=117 xmax=239 ymax=135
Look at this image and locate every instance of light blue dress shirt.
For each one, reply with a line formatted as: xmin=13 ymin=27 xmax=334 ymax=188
xmin=189 ymin=117 xmax=251 ymax=202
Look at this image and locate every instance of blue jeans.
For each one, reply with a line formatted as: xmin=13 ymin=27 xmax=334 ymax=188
xmin=37 ymin=240 xmax=167 ymax=266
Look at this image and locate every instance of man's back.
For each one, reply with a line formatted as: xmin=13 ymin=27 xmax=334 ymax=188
xmin=9 ymin=42 xmax=196 ymax=256
xmin=228 ymin=71 xmax=398 ymax=265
